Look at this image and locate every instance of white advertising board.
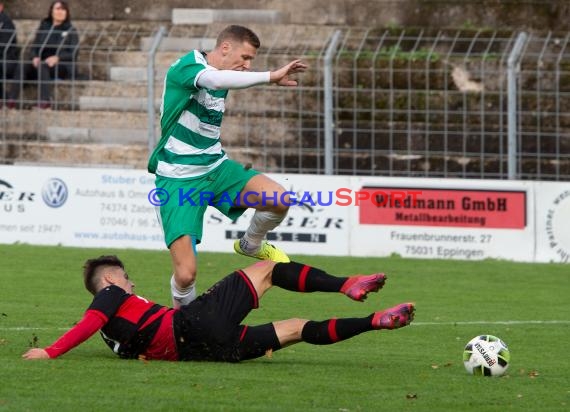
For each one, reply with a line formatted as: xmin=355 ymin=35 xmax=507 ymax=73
xmin=348 ymin=177 xmax=536 ymax=262
xmin=1 ymin=165 xmax=567 ymax=263
xmin=0 ymin=166 xmax=164 ymax=249
xmin=0 ymin=166 xmax=350 ymax=256
xmin=200 ymin=173 xmax=351 ymax=256
xmin=534 ymin=182 xmax=570 ymax=263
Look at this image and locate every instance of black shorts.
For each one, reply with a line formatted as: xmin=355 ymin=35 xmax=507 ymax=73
xmin=173 ymin=270 xmax=280 ymax=362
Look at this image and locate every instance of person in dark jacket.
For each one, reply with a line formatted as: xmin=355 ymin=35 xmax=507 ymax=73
xmin=7 ymin=1 xmax=79 ymax=109
xmin=0 ymin=2 xmax=19 ymax=104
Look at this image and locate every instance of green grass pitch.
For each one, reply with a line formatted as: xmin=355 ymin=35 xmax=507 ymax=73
xmin=0 ymin=244 xmax=568 ymax=411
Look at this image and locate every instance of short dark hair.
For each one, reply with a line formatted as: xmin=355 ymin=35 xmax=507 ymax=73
xmin=83 ymin=255 xmax=124 ymax=295
xmin=216 ymin=25 xmax=260 ymax=49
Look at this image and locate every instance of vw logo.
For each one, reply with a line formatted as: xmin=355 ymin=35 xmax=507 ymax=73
xmin=42 ymin=178 xmax=68 ymax=208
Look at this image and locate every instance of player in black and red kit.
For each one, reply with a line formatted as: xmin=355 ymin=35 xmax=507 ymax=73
xmin=22 ymin=255 xmax=415 ymax=362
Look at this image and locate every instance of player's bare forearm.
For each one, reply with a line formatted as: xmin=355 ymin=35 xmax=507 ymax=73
xmin=270 ymin=59 xmax=308 ymax=87
xmin=22 ymin=348 xmax=50 ymax=360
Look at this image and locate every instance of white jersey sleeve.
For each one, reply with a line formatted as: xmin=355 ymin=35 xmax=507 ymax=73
xmin=196 ymin=69 xmax=271 ymax=90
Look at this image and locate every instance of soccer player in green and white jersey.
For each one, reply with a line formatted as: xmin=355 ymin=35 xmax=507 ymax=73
xmin=148 ymin=25 xmax=308 ymax=308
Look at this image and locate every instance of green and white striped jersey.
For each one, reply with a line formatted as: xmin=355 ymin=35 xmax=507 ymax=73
xmin=148 ymin=50 xmax=228 ymax=179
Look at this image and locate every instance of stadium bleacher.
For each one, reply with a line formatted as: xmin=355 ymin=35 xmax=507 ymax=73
xmin=3 ymin=2 xmax=568 ymax=179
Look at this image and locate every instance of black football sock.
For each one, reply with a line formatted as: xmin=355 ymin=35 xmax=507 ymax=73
xmin=301 ymin=316 xmax=374 ymax=345
xmin=272 ymin=262 xmax=347 ymax=293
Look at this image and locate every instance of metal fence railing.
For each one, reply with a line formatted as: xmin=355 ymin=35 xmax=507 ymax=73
xmin=1 ymin=23 xmax=568 ymax=180
xmin=326 ymin=28 xmax=569 ymax=180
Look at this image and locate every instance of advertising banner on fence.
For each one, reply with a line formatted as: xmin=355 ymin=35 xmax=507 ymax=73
xmin=198 ymin=173 xmax=351 ymax=256
xmin=534 ymin=182 xmax=570 ymax=263
xmin=1 ymin=165 xmax=568 ymax=263
xmin=349 ymin=177 xmax=536 ymax=261
xmin=0 ymin=166 xmax=351 ymax=255
xmin=0 ymin=166 xmax=165 ymax=249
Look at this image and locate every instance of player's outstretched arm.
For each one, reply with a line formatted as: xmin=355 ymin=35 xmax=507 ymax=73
xmin=196 ymin=59 xmax=307 ymax=90
xmin=22 ymin=348 xmax=50 ymax=360
xmin=21 ymin=311 xmax=106 ymax=360
xmin=270 ymin=59 xmax=308 ymax=87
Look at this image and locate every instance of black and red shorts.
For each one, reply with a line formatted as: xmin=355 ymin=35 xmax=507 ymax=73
xmin=173 ymin=270 xmax=280 ymax=362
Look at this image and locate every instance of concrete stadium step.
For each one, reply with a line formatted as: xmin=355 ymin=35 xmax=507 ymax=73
xmin=11 ymin=80 xmax=161 ymax=110
xmin=21 ymin=79 xmax=567 ymax=126
xmin=356 ymin=125 xmax=570 ymax=154
xmin=140 ymin=37 xmax=216 ymax=52
xmin=339 ymin=154 xmax=570 ymax=179
xmin=109 ymin=67 xmax=168 ymax=82
xmin=2 ymin=110 xmax=298 ymax=144
xmin=71 ymin=81 xmax=161 ymax=97
xmin=15 ymin=19 xmax=334 ymax=52
xmin=78 ymin=85 xmax=317 ymax=112
xmin=15 ymin=20 xmax=334 ymax=82
xmin=74 ymin=87 xmax=559 ymax=122
xmin=10 ymin=0 xmax=566 ymax=29
xmin=78 ymin=96 xmax=159 ymax=112
xmin=91 ymin=36 xmax=329 ymax=67
xmin=5 ymin=105 xmax=566 ymax=156
xmin=7 ymin=142 xmax=149 ymax=169
xmin=6 ymin=139 xmax=569 ymax=177
xmin=98 ymin=51 xmax=183 ymax=67
xmin=106 ymin=54 xmax=319 ymax=82
xmin=171 ymin=8 xmax=287 ymax=25
xmin=46 ymin=127 xmax=150 ymax=144
xmin=167 ymin=23 xmax=335 ymax=51
xmin=2 ymin=109 xmax=149 ymax=134
xmin=76 ymin=51 xmax=180 ymax=81
xmin=17 ymin=80 xmax=160 ymax=99
xmin=57 ymin=78 xmax=568 ymax=127
xmin=243 ymin=148 xmax=570 ymax=177
xmin=299 ymin=120 xmax=570 ymax=155
xmin=85 ymin=50 xmax=567 ymax=95
xmin=14 ymin=20 xmax=159 ymax=55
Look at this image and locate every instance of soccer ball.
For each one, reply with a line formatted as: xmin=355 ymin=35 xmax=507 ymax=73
xmin=463 ymin=335 xmax=510 ymax=376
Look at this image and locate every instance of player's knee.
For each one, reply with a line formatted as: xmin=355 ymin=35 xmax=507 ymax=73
xmin=271 ymin=199 xmax=289 ymax=215
xmin=242 ymin=260 xmax=275 ymax=293
xmin=274 ymin=318 xmax=307 ymax=345
xmin=287 ymin=318 xmax=308 ymax=339
xmin=266 ymin=185 xmax=290 ymax=214
xmin=175 ymin=266 xmax=197 ymax=287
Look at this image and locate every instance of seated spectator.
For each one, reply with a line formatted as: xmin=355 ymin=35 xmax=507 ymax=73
xmin=7 ymin=1 xmax=78 ymax=109
xmin=0 ymin=1 xmax=19 ymax=105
